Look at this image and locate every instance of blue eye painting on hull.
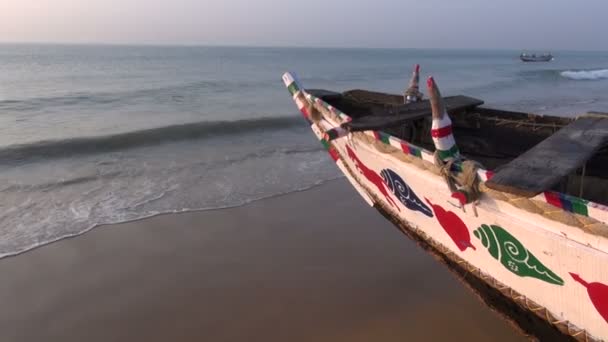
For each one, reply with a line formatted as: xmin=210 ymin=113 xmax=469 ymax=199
xmin=380 ymin=169 xmax=433 ymax=217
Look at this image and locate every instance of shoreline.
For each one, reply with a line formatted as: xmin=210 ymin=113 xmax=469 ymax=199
xmin=0 ymin=179 xmax=524 ymax=341
xmin=0 ymin=176 xmax=344 ymax=260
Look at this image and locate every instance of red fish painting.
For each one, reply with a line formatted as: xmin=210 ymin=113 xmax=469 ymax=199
xmin=346 ymin=145 xmax=399 ymax=210
xmin=425 ymin=198 xmax=475 ymax=252
xmin=570 ymin=273 xmax=608 ymax=323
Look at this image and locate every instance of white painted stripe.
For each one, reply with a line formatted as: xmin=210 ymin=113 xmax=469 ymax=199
xmin=432 ymin=135 xmax=456 ymax=151
xmin=431 ymin=115 xmax=452 ymax=129
xmin=282 ymin=72 xmax=295 ymax=87
xmin=388 ymin=136 xmax=403 ymax=150
xmin=421 ymin=151 xmax=435 ymax=163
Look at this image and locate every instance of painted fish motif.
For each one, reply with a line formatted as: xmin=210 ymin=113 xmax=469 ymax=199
xmin=570 ymin=273 xmax=608 ymax=323
xmin=345 ymin=145 xmax=399 ymax=211
xmin=425 ymin=198 xmax=475 ymax=252
xmin=380 ymin=169 xmax=433 ymax=217
xmin=474 ymin=224 xmax=564 ymax=285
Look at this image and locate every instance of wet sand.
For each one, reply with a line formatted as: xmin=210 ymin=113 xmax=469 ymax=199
xmin=0 ymin=179 xmax=525 ymax=342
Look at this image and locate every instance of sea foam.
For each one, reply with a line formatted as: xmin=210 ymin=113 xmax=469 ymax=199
xmin=560 ymin=69 xmax=608 ymax=80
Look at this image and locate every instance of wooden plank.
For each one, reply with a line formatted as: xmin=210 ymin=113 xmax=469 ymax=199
xmin=306 ymin=89 xmax=342 ymax=100
xmin=346 ymin=109 xmax=430 ymax=131
xmin=486 ymin=116 xmax=608 ymax=197
xmin=346 ymin=95 xmax=483 ymax=132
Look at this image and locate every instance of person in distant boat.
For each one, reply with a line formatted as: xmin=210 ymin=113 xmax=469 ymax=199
xmin=404 ymin=64 xmax=423 ymax=104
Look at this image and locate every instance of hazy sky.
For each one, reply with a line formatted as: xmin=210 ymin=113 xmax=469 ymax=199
xmin=2 ymin=0 xmax=607 ymax=50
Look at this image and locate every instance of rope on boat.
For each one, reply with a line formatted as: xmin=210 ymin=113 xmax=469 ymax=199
xmin=351 ymin=131 xmax=608 ymax=237
xmin=433 ymin=151 xmax=483 ymax=209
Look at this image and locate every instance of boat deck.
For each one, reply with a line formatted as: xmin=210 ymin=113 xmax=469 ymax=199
xmin=343 ymin=96 xmax=483 ymax=132
xmin=310 ymin=88 xmax=608 ymax=205
xmin=487 ymin=114 xmax=608 ymax=197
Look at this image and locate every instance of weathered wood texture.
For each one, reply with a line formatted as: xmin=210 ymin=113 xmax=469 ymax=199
xmin=306 ymin=89 xmax=342 ymax=100
xmin=486 ymin=115 xmax=608 ymax=197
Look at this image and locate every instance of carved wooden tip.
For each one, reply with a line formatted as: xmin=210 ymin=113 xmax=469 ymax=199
xmin=414 ymin=64 xmax=420 ymax=73
xmin=427 ymin=76 xmax=445 ymax=119
xmin=427 ymin=76 xmax=435 ymax=89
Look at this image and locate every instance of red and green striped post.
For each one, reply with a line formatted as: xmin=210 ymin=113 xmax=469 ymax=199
xmin=428 ymin=76 xmax=460 ymax=162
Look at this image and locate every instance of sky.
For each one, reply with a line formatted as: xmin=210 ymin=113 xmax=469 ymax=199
xmin=1 ymin=0 xmax=607 ymax=50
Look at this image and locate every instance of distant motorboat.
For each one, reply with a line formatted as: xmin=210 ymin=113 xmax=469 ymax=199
xmin=520 ymin=53 xmax=553 ymax=62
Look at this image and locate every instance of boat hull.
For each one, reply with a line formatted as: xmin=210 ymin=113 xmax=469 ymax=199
xmin=283 ymin=72 xmax=608 ymax=341
xmin=520 ymin=55 xmax=553 ymax=62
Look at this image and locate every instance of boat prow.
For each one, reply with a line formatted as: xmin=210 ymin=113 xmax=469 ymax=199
xmin=282 ymin=70 xmax=608 ymax=341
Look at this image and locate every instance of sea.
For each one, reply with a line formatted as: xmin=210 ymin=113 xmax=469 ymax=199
xmin=1 ymin=44 xmax=608 ymax=258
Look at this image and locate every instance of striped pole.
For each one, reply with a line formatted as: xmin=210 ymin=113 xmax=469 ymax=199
xmin=404 ymin=64 xmax=423 ymax=104
xmin=428 ymin=76 xmax=471 ymax=205
xmin=427 ymin=76 xmax=460 ymax=162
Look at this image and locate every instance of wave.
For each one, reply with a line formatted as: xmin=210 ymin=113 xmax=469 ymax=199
xmin=0 ymin=79 xmax=274 ymax=112
xmin=1 ymin=146 xmax=325 ymax=193
xmin=0 ymin=176 xmax=345 ymax=260
xmin=1 ymin=171 xmax=123 ymax=192
xmin=0 ymin=116 xmax=305 ymax=163
xmin=560 ymin=69 xmax=608 ymax=80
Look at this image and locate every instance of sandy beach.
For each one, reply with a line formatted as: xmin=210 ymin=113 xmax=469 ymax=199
xmin=0 ymin=179 xmax=524 ymax=342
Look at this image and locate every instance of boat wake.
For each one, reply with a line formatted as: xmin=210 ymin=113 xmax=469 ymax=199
xmin=560 ymin=69 xmax=608 ymax=80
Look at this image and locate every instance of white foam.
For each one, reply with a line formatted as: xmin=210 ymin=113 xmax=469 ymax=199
xmin=560 ymin=69 xmax=608 ymax=80
xmin=0 ymin=137 xmax=342 ymax=259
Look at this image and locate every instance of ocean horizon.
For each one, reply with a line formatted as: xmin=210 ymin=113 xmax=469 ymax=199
xmin=4 ymin=42 xmax=608 ymax=53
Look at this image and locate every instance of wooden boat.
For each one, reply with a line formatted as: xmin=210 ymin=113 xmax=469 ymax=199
xmin=521 ymin=53 xmax=553 ymax=62
xmin=282 ymin=71 xmax=608 ymax=341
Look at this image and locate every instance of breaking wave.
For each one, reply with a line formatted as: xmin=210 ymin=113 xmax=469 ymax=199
xmin=560 ymin=69 xmax=608 ymax=80
xmin=0 ymin=116 xmax=305 ymax=162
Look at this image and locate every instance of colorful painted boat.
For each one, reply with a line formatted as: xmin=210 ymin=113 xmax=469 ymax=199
xmin=282 ymin=70 xmax=608 ymax=341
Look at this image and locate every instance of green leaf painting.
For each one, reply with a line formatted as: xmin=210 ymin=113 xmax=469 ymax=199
xmin=474 ymin=224 xmax=564 ymax=286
